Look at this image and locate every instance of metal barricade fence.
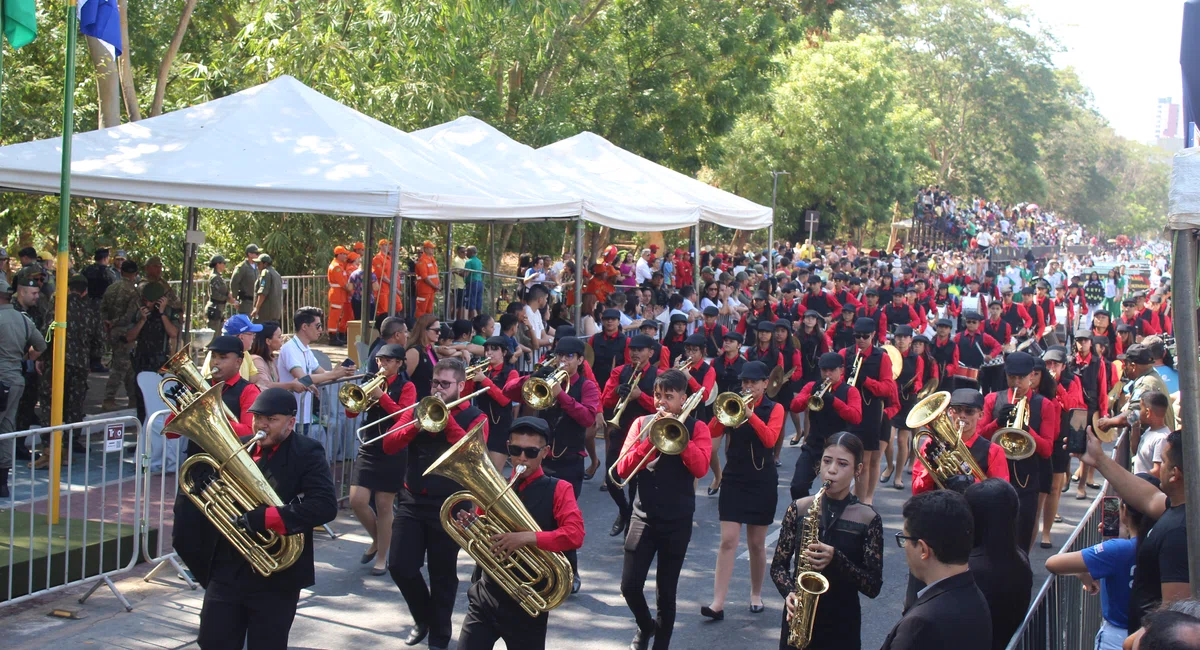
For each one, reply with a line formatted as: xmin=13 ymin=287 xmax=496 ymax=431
xmin=1 ymin=416 xmax=144 ymax=611
xmin=1004 ymin=433 xmax=1130 ymax=650
xmin=137 ymin=409 xmax=197 ymax=590
xmin=315 ymin=378 xmax=360 ymax=515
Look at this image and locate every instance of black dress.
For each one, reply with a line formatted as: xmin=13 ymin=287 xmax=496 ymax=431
xmin=716 ymin=397 xmax=781 ymax=525
xmin=409 ymin=343 xmax=436 ymax=399
xmin=771 ymin=493 xmax=883 ymax=650
xmin=352 ymin=373 xmax=411 ymax=493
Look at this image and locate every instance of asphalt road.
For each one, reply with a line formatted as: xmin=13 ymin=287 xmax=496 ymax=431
xmin=0 ymin=419 xmax=1098 ymax=650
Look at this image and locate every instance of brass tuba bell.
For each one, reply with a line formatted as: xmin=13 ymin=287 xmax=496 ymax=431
xmin=523 ymin=366 xmax=571 ymax=411
xmin=807 ymin=379 xmax=831 ymax=412
xmin=907 ymin=391 xmax=987 ymax=490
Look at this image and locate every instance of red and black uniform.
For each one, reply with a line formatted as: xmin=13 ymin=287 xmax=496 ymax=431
xmin=383 ymin=401 xmax=489 ymax=649
xmin=504 ymin=371 xmax=599 ymax=495
xmin=1092 ymin=321 xmax=1122 ymax=361
xmin=979 ymin=279 xmax=1001 ymax=301
xmin=982 ymin=317 xmax=1014 ymax=393
xmin=789 ymin=379 xmax=862 ymax=498
xmin=1073 ymin=350 xmax=1110 ymax=419
xmin=795 ymin=328 xmax=832 ymax=384
xmin=883 ymin=300 xmax=921 ymax=335
xmin=616 ymin=413 xmax=713 ymax=647
xmin=746 ymin=342 xmax=785 ymax=383
xmin=1049 ymin=370 xmax=1087 ymax=477
xmin=1024 ymin=299 xmax=1047 ymax=340
xmin=832 ymin=287 xmax=862 ymax=312
xmin=590 ymin=329 xmax=630 ymax=398
xmin=351 ymin=373 xmax=417 ymax=493
xmin=910 ymin=426 xmax=1009 ymax=495
xmin=687 ymin=359 xmax=717 ymax=424
xmin=1052 ymin=297 xmax=1075 ymax=333
xmin=948 ymin=330 xmax=1002 ymax=384
xmin=830 ymin=318 xmax=857 ymax=352
xmin=709 ymin=395 xmax=783 ymax=526
xmin=977 ymin=389 xmax=1058 ymax=550
xmin=892 ymin=348 xmax=926 ymax=427
xmin=1135 ymin=308 xmax=1162 ymax=336
xmin=470 ymin=363 xmax=517 ymax=455
xmin=601 ymin=362 xmax=659 ymax=518
xmin=457 ymin=466 xmax=584 ymax=646
xmin=735 ymin=306 xmax=777 ymax=335
xmin=934 ymin=293 xmax=962 ymax=321
xmin=697 ymin=322 xmax=727 ymax=358
xmin=930 ymin=334 xmax=956 ymax=379
xmin=999 ymin=300 xmax=1033 ymax=335
xmin=801 ymin=290 xmax=843 ymax=321
xmin=840 ymin=346 xmax=899 ymax=452
xmin=776 ymin=297 xmax=802 ymax=324
xmin=776 ymin=338 xmax=805 ymax=409
xmin=1034 ymin=294 xmax=1055 ymax=330
xmin=983 ymin=317 xmax=1013 ymax=348
xmin=711 ymin=351 xmax=746 ymax=396
xmin=854 ymin=304 xmax=888 ymax=343
xmin=662 ymin=330 xmax=689 ymax=369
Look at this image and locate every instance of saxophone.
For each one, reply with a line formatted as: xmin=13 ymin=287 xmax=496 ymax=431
xmin=788 ymin=480 xmax=832 ymax=649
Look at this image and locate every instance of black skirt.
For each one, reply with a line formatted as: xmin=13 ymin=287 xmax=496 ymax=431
xmin=718 ymin=469 xmax=779 ymax=525
xmin=890 ymin=396 xmax=918 ymax=429
xmin=352 ymin=446 xmax=407 ymax=493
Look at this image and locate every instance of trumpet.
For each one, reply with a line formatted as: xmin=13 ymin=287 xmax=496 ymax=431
xmin=714 ymin=390 xmax=756 ymax=428
xmin=807 ymin=379 xmax=831 ymax=412
xmin=523 ymin=358 xmax=570 ymax=411
xmin=338 ymin=373 xmax=388 ymax=416
xmin=464 ymin=358 xmax=492 ymax=382
xmin=358 ymin=387 xmax=489 ymax=444
xmin=674 ymin=355 xmax=697 ymax=373
xmin=608 ymin=391 xmax=703 ymax=488
xmin=605 ymin=366 xmax=644 ymax=430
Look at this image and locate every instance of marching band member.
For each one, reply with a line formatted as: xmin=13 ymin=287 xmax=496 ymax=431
xmin=703 ymin=361 xmax=784 ymax=620
xmin=911 ymin=389 xmax=1009 ymax=495
xmin=774 ymin=319 xmax=805 ymax=462
xmin=830 ymin=307 xmax=857 ymax=352
xmin=1052 ymin=284 xmax=1076 ymax=336
xmin=776 ymin=282 xmax=801 ymax=323
xmin=772 ymin=432 xmax=882 ymax=650
xmin=347 ymin=343 xmax=415 ymax=577
xmin=1020 ymin=287 xmax=1047 ymax=344
xmin=472 ymin=337 xmax=519 ymax=471
xmin=976 ymin=352 xmax=1057 ymax=552
xmin=661 ymin=314 xmax=690 ymax=368
xmin=841 ymin=318 xmax=899 ymax=506
xmin=1090 ymin=309 xmax=1121 ymax=360
xmin=789 ymin=311 xmax=833 ymax=445
xmin=698 ymin=305 xmax=727 ymax=358
xmin=789 ymin=352 xmax=863 ymax=498
xmin=998 ymin=288 xmax=1034 ymax=339
xmin=979 ymin=269 xmax=1001 ymax=300
xmin=1068 ymin=330 xmax=1108 ymax=494
xmin=455 ymin=417 xmax=585 ymax=650
xmin=959 ymin=277 xmax=988 ymax=323
xmin=982 ymin=301 xmax=1013 ymax=393
xmin=381 ymin=358 xmax=488 ymax=650
xmin=736 ymin=290 xmax=777 ymax=335
xmin=681 ymin=333 xmax=717 ymax=423
xmin=707 ymin=331 xmax=746 ymax=495
xmin=886 ymin=326 xmax=921 ymax=491
xmin=831 ymin=272 xmax=862 ymax=312
xmin=930 ymin=319 xmax=956 ymax=381
xmin=198 ymin=388 xmax=336 ymax=650
xmin=946 ymin=310 xmax=1002 ymax=390
xmin=1037 ymin=347 xmax=1087 ymax=549
xmin=854 ymin=288 xmax=888 ymax=343
xmin=1033 ymin=282 xmax=1056 ymax=343
xmin=883 ymin=290 xmax=920 ymax=335
xmin=1120 ymin=297 xmax=1156 ymax=341
xmin=800 ymin=276 xmax=842 ymax=321
xmin=601 ymin=334 xmax=660 ymax=536
xmin=616 ymin=370 xmax=713 ymax=650
xmin=1133 ymin=292 xmax=1162 ymax=334
xmin=591 ymin=308 xmax=631 ymax=479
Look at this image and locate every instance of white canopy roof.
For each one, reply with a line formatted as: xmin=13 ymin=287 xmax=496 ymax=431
xmin=414 ymin=116 xmax=701 ymax=231
xmin=1169 ymin=147 xmax=1200 ymax=230
xmin=539 ymin=132 xmax=772 ymax=230
xmin=0 ymin=76 xmax=579 ymax=220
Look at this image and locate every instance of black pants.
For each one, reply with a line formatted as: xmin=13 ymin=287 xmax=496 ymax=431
xmin=621 ymin=515 xmax=692 ymax=649
xmin=542 ymin=454 xmax=583 ymax=578
xmin=1015 ymin=487 xmax=1039 ymax=550
xmin=172 ymin=492 xmax=217 ymax=588
xmin=790 ymin=444 xmax=822 ymax=500
xmin=605 ymin=433 xmax=632 ymax=516
xmin=458 ymin=578 xmax=549 ymax=650
xmin=390 ymin=502 xmax=461 ymax=647
xmin=197 ymin=580 xmax=299 ymax=650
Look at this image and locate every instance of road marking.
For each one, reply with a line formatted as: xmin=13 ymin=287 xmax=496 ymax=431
xmin=738 ymin=525 xmax=780 ymax=560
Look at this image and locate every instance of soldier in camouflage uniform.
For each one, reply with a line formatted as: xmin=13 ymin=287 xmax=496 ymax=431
xmin=119 ymin=282 xmax=181 ymax=420
xmin=101 ymin=260 xmax=141 ymax=411
xmin=81 ymin=248 xmax=119 ymax=372
xmin=140 ymin=256 xmax=183 ymax=312
xmin=230 ymin=244 xmax=261 ymax=316
xmin=11 ymin=275 xmax=46 ymax=433
xmin=205 ymin=255 xmax=231 ymax=332
xmin=250 ymin=254 xmax=283 ymax=324
xmin=33 ymin=275 xmax=103 ymax=468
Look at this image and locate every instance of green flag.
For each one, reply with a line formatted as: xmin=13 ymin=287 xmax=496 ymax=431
xmin=3 ymin=0 xmax=37 ymax=49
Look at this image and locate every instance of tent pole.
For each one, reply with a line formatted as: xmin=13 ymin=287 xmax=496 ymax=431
xmin=489 ymin=222 xmax=496 ymax=317
xmin=574 ymin=218 xmax=583 ymax=331
xmin=362 ymin=218 xmax=374 ymax=345
xmin=693 ymin=225 xmax=700 ymax=294
xmin=181 ymin=207 xmax=199 ymax=344
xmin=388 ymin=216 xmax=402 ymax=317
xmin=444 ymin=223 xmax=454 ymax=320
xmin=1170 ymin=228 xmax=1200 ymax=597
xmin=767 ymin=224 xmax=774 ymax=277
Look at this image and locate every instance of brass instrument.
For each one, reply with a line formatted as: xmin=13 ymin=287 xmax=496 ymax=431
xmin=916 ymin=375 xmax=939 ymax=400
xmin=807 ymin=379 xmax=831 ymax=412
xmin=338 ymin=373 xmax=388 ymax=416
xmin=847 ymin=350 xmax=864 ymax=387
xmin=674 ymin=355 xmax=697 ymax=373
xmin=605 ymin=367 xmax=645 ymax=430
xmin=907 ymin=391 xmax=987 ymax=490
xmin=993 ymin=395 xmax=1038 ymax=461
xmin=465 ymin=358 xmax=492 ymax=382
xmin=608 ymin=391 xmax=703 ymax=488
xmin=162 ymin=380 xmax=304 ymax=576
xmin=425 ymin=423 xmax=573 ymax=617
xmin=881 ymin=344 xmax=903 ymax=379
xmin=160 ymin=343 xmax=236 ymax=421
xmin=359 ymin=387 xmax=490 ymax=445
xmin=714 ymin=390 xmax=756 ymax=428
xmin=787 ymin=480 xmax=831 ymax=650
xmin=766 ymin=364 xmax=787 ymax=399
xmin=522 ymin=359 xmax=571 ymax=411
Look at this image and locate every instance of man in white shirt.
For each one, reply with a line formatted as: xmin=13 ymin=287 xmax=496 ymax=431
xmin=277 ymin=306 xmax=355 ymax=459
xmin=975 ymin=230 xmax=993 ymax=249
xmin=1005 ymin=263 xmax=1024 ymax=293
xmin=522 ymin=284 xmax=554 ymax=352
xmin=634 ymin=248 xmax=654 ymax=286
xmin=1133 ymin=391 xmax=1171 ymax=477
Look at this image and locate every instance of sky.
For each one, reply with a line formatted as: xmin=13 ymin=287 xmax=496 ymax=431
xmin=1018 ymin=0 xmax=1186 ymax=142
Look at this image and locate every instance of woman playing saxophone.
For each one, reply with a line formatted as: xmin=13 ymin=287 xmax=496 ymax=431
xmin=771 ymin=432 xmax=883 ymax=650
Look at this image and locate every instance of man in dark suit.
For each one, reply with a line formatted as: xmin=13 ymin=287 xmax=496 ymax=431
xmin=196 ymin=387 xmax=338 ymax=650
xmin=881 ymin=490 xmax=992 ymax=650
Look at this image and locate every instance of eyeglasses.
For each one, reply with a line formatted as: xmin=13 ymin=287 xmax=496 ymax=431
xmin=854 ymin=333 xmax=873 ymax=340
xmin=427 ymin=326 xmax=440 ymax=332
xmin=895 ymin=532 xmax=920 ymax=548
xmin=507 ymin=444 xmax=545 ymax=458
xmin=431 ymin=379 xmax=456 ymax=389
xmin=949 ymin=406 xmax=979 ymax=416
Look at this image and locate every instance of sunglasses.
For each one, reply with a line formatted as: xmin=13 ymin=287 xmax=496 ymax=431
xmin=895 ymin=532 xmax=920 ymax=548
xmin=508 ymin=444 xmax=545 ymax=458
xmin=431 ymin=379 xmax=457 ymax=389
xmin=854 ymin=333 xmax=873 ymax=340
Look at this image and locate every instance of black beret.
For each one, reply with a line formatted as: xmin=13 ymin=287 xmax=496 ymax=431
xmin=1073 ymin=329 xmax=1091 ymax=340
xmin=555 ymin=337 xmax=586 ymax=356
xmin=376 ymin=343 xmax=406 ymax=359
xmin=818 ymin=352 xmax=844 ymax=370
xmin=1093 ymin=309 xmax=1110 ymax=318
xmin=1116 ymin=323 xmax=1135 ymax=333
xmin=684 ymin=333 xmax=707 ymax=347
xmin=722 ymin=331 xmax=744 ymax=343
xmin=206 ymin=335 xmax=245 ymax=355
xmin=936 ymin=318 xmax=954 ymax=328
xmin=802 ymin=309 xmax=821 ymax=319
xmin=849 ymin=277 xmax=862 ymax=285
xmin=510 ymin=416 xmax=550 ymax=441
xmin=949 ymin=389 xmax=984 ymax=409
xmin=1042 ymin=347 xmax=1067 ymax=363
xmin=756 ymin=319 xmax=776 ymax=332
xmin=640 ymin=320 xmax=660 ymax=332
xmin=602 ymin=308 xmax=622 ymax=320
xmin=753 ymin=290 xmax=769 ymax=301
xmin=912 ymin=334 xmax=931 ymax=344
xmin=1121 ymin=298 xmax=1136 ymax=306
xmin=833 ymin=272 xmax=849 ymax=281
xmin=629 ymin=334 xmax=656 ymax=349
xmin=739 ymin=360 xmax=769 ymax=381
xmin=702 ymin=305 xmax=719 ymax=317
xmin=893 ymin=324 xmax=914 ymax=337
xmin=248 ymin=387 xmax=298 ymax=417
xmin=962 ymin=310 xmax=984 ymax=321
xmin=1004 ymin=351 xmax=1034 ymax=375
xmin=1020 ymin=287 xmax=1035 ymax=295
xmin=774 ymin=318 xmax=792 ymax=330
xmin=669 ymin=313 xmax=688 ymax=324
xmin=853 ymin=317 xmax=877 ymax=334
xmin=1119 ymin=344 xmax=1153 ymax=364
xmin=1092 ymin=336 xmax=1111 ymax=347
xmin=554 ymin=325 xmax=576 ymax=339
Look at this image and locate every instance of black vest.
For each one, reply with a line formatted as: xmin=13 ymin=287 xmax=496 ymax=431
xmin=831 ymin=322 xmax=856 ymax=352
xmin=931 ymin=337 xmax=955 ymax=371
xmin=999 ymin=303 xmax=1025 ymax=332
xmin=1073 ymin=354 xmax=1101 ymax=409
xmin=798 ymin=331 xmax=825 ymax=379
xmin=725 ymin=398 xmax=778 ymax=476
xmin=897 ymin=353 xmax=918 ymax=400
xmin=633 ymin=415 xmax=698 ymax=521
xmin=477 ymin=365 xmax=515 ymax=440
xmin=956 ymin=332 xmax=986 ymax=368
xmin=362 ymin=375 xmax=411 ymax=446
xmin=808 ymin=381 xmax=853 ymax=443
xmin=544 ymin=375 xmax=588 ymax=456
xmin=689 ymin=361 xmax=714 ymax=423
xmin=712 ymin=354 xmax=745 ymax=395
xmin=967 ymin=435 xmax=992 ymax=475
xmin=479 ymin=473 xmax=561 ymax=603
xmin=992 ymin=391 xmax=1044 ymax=492
xmin=747 ymin=344 xmax=780 ymax=372
xmin=663 ymin=333 xmax=688 ymax=366
xmin=983 ymin=319 xmax=1009 ymax=344
xmin=616 ymin=364 xmax=658 ymax=436
xmin=590 ymin=331 xmax=628 ymax=385
xmin=804 ymin=292 xmax=834 ymax=318
xmin=405 ymin=404 xmax=482 ymax=499
xmin=845 ymin=347 xmax=885 ymax=428
xmin=699 ymin=324 xmax=725 ymax=358
xmin=884 ymin=303 xmax=912 ymax=329
xmin=743 ymin=307 xmax=774 ymax=334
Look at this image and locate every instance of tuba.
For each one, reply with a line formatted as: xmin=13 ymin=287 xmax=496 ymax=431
xmin=907 ymin=391 xmax=987 ymax=490
xmin=160 ymin=343 xmax=236 ymax=421
xmin=425 ymin=423 xmax=574 ymax=617
xmin=608 ymin=391 xmax=702 ymax=488
xmin=339 ymin=373 xmax=388 ymax=416
xmin=993 ymin=395 xmax=1037 ymax=461
xmin=807 ymin=379 xmax=831 ymax=412
xmin=788 ymin=481 xmax=831 ymax=650
xmin=162 ymin=381 xmax=304 ymax=576
xmin=714 ymin=390 xmax=756 ymax=428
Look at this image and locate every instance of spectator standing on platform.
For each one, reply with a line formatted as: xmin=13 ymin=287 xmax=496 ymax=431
xmin=464 ymin=246 xmax=484 ymax=320
xmin=327 ymin=246 xmax=351 ymax=345
xmin=0 ymin=276 xmax=47 ymax=497
xmin=415 ymin=240 xmax=440 ymax=318
xmin=101 ymin=260 xmax=141 ymax=411
xmin=205 ymin=255 xmax=231 ymax=334
xmin=251 ymin=254 xmax=283 ymax=324
xmin=81 ymin=247 xmax=117 ymax=373
xmin=230 ymin=244 xmax=260 ymax=316
xmin=451 ymin=245 xmax=468 ymax=320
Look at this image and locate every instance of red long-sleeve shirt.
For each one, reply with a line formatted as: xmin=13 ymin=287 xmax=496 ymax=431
xmin=735 ymin=309 xmax=777 ymax=334
xmin=977 ymin=389 xmax=1058 ymax=459
xmin=165 ymin=375 xmax=260 ymax=439
xmin=501 ymin=372 xmax=599 ymax=428
xmin=687 ymin=364 xmax=717 ymax=402
xmin=601 ymin=362 xmax=656 ymax=414
xmin=381 ymin=402 xmax=488 ymax=456
xmin=1024 ymin=300 xmax=1046 ymax=335
xmin=855 ymin=305 xmax=888 ymax=342
xmin=1001 ymin=301 xmax=1034 ymax=330
xmin=615 ymin=413 xmax=713 ymax=480
xmin=790 ymin=379 xmax=863 ymax=425
xmin=1056 ymin=375 xmax=1088 ymax=412
xmin=839 ymin=347 xmax=900 ymax=419
xmin=801 ymin=291 xmax=844 ymax=320
xmin=785 ymin=348 xmax=805 ymax=381
xmin=707 ymin=396 xmax=783 ymax=447
xmin=345 ymin=374 xmax=416 ymax=420
xmin=948 ymin=331 xmax=1002 ymax=372
xmin=910 ymin=428 xmax=1010 ymax=495
xmin=467 ymin=364 xmax=518 ymax=408
xmin=1075 ymin=352 xmax=1110 ymax=417
xmin=518 ymin=467 xmax=585 ymax=552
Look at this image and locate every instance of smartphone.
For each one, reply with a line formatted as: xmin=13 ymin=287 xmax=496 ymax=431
xmin=1101 ymin=496 xmax=1120 ymax=538
xmin=1065 ymin=408 xmax=1089 ymax=454
xmin=340 ymin=358 xmax=356 ymax=368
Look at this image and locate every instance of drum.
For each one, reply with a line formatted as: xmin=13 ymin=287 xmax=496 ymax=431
xmin=956 ymin=363 xmax=980 ymax=381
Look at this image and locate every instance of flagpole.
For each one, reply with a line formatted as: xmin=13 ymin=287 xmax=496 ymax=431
xmin=49 ymin=0 xmax=78 ymax=525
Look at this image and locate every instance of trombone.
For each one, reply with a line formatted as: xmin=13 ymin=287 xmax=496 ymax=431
xmin=608 ymin=391 xmax=703 ymax=488
xmin=464 ymin=358 xmax=492 ymax=382
xmin=605 ymin=366 xmax=645 ymax=431
xmin=357 ymin=387 xmax=489 ymax=444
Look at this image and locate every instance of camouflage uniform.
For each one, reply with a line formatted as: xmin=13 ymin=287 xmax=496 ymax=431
xmin=206 ymin=271 xmax=230 ymax=332
xmin=80 ymin=262 xmax=118 ymax=368
xmin=140 ymin=278 xmax=183 ymax=312
xmin=254 ymin=265 xmax=283 ymax=323
xmin=14 ymin=296 xmax=47 ymax=431
xmin=39 ymin=292 xmax=102 ymax=425
xmin=101 ymin=276 xmax=140 ymax=404
xmin=230 ymin=260 xmax=258 ymax=316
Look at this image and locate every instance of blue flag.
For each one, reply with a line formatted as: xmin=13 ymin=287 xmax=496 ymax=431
xmin=78 ymin=0 xmax=122 ymax=57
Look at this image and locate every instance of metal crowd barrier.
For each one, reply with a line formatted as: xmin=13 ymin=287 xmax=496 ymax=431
xmin=138 ymin=409 xmax=197 ymax=590
xmin=315 ymin=378 xmax=361 ymax=517
xmin=1004 ymin=433 xmax=1130 ymax=650
xmin=0 ymin=416 xmax=143 ymax=611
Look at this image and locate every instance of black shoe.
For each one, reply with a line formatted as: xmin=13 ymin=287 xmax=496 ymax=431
xmin=572 ymin=574 xmax=581 ymax=594
xmin=14 ymin=445 xmax=31 ymax=461
xmin=706 ymin=485 xmax=720 ymax=497
xmin=0 ymin=469 xmax=9 ymax=498
xmin=609 ymin=513 xmax=629 ymax=537
xmin=700 ymin=606 xmax=724 ymax=621
xmin=600 ymin=483 xmax=609 ymax=492
xmin=404 ymin=623 xmax=428 ymax=646
xmin=750 ymin=603 xmax=765 ymax=613
xmin=630 ymin=623 xmax=656 ymax=650
xmin=1060 ymin=483 xmax=1069 ymax=493
xmin=360 ymin=549 xmax=377 ymax=565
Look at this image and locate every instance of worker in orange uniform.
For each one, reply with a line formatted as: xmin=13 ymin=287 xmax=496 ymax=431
xmin=327 ymin=246 xmax=351 ymax=345
xmin=415 ymin=239 xmax=440 ymax=318
xmin=372 ymin=239 xmax=392 ymax=316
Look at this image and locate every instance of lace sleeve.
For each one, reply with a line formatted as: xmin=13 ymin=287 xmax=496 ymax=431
xmin=771 ymin=500 xmax=802 ymax=598
xmin=830 ymin=513 xmax=884 ymax=598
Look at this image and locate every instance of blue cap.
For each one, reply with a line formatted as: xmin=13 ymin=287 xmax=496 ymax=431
xmin=223 ymin=314 xmax=263 ymax=335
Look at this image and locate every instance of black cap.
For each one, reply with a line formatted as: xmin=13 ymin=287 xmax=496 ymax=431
xmin=1092 ymin=336 xmax=1111 ymax=348
xmin=1119 ymin=344 xmax=1153 ymax=364
xmin=853 ymin=317 xmax=876 ymax=334
xmin=376 ymin=343 xmax=407 ymax=359
xmin=818 ymin=352 xmax=843 ymax=370
xmin=739 ymin=361 xmax=769 ymax=381
xmin=912 ymin=334 xmax=931 ymax=344
xmin=833 ymin=272 xmax=849 ymax=281
xmin=1033 ymin=357 xmax=1047 ymax=372
xmin=962 ymin=310 xmax=983 ymax=321
xmin=1121 ymin=298 xmax=1136 ymax=306
xmin=208 ymin=254 xmax=226 ymax=268
xmin=510 ymin=416 xmax=551 ymax=441
xmin=893 ymin=324 xmax=914 ymax=337
xmin=756 ymin=320 xmax=776 ymax=332
xmin=684 ymin=333 xmax=707 ymax=347
xmin=950 ymin=389 xmax=984 ymax=409
xmin=1041 ymin=347 xmax=1067 ymax=363
xmin=554 ymin=325 xmax=576 ymax=339
xmin=555 ymin=337 xmax=586 ymax=356
xmin=248 ymin=387 xmax=298 ymax=417
xmin=1073 ymin=328 xmax=1091 ymax=340
xmin=120 ymin=259 xmax=138 ymax=274
xmin=67 ymin=274 xmax=89 ymax=292
xmin=774 ymin=318 xmax=792 ymax=331
xmin=702 ymin=305 xmax=719 ymax=317
xmin=1004 ymin=351 xmax=1034 ymax=375
xmin=723 ymin=331 xmax=744 ymax=344
xmin=1116 ymin=322 xmax=1135 ymax=333
xmin=206 ymin=335 xmax=245 ymax=355
xmin=803 ymin=309 xmax=822 ymax=319
xmin=602 ymin=308 xmax=622 ymax=320
xmin=629 ymin=334 xmax=656 ymax=349
xmin=936 ymin=318 xmax=954 ymax=328
xmin=849 ymin=277 xmax=862 ymax=285
xmin=1021 ymin=287 xmax=1035 ymax=295
xmin=484 ymin=336 xmax=509 ymax=350
xmin=1093 ymin=309 xmax=1110 ymax=318
xmin=864 ymin=288 xmax=878 ymax=297
xmin=753 ymin=290 xmax=769 ymax=301
xmin=669 ymin=313 xmax=688 ymax=324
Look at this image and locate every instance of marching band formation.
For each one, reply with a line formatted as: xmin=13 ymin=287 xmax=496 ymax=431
xmin=152 ymin=248 xmax=1177 ymax=650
